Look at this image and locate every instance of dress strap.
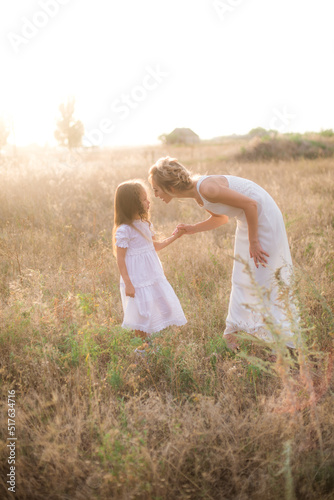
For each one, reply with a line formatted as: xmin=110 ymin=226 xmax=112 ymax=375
xmin=196 ymin=175 xmax=209 ymax=203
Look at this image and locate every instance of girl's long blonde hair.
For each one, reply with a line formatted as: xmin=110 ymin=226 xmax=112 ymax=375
xmin=112 ymin=180 xmax=151 ymax=255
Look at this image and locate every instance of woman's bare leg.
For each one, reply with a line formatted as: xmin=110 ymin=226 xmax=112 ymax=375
xmin=224 ymin=333 xmax=240 ymax=351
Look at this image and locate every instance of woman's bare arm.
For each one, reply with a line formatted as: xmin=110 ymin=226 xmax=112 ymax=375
xmin=176 ymin=212 xmax=228 ymax=234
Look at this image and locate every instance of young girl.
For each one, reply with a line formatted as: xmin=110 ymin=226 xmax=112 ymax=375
xmin=113 ymin=180 xmax=187 ymax=350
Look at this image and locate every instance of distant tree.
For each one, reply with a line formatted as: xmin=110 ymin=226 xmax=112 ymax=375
xmin=158 ymin=133 xmax=168 ymax=144
xmin=248 ymin=127 xmax=268 ymax=138
xmin=320 ymin=128 xmax=334 ymax=137
xmin=54 ymin=97 xmax=84 ymax=149
xmin=0 ymin=117 xmax=10 ymax=151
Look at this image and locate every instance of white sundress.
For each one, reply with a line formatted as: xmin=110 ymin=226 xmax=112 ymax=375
xmin=115 ymin=220 xmax=187 ymax=334
xmin=197 ymin=175 xmax=297 ymax=348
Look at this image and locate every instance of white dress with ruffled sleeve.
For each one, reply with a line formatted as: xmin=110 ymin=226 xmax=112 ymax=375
xmin=115 ymin=220 xmax=187 ymax=334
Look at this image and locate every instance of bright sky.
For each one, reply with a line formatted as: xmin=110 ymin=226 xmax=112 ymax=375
xmin=1 ymin=0 xmax=334 ymax=147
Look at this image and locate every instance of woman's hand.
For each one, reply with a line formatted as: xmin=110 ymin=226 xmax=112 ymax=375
xmin=125 ymin=282 xmax=135 ymax=297
xmin=173 ymin=227 xmax=187 ymax=238
xmin=173 ymin=223 xmax=196 ymax=235
xmin=249 ymin=241 xmax=269 ymax=268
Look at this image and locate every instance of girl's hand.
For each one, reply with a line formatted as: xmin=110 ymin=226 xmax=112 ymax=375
xmin=249 ymin=241 xmax=269 ymax=268
xmin=125 ymin=282 xmax=135 ymax=297
xmin=173 ymin=224 xmax=196 ymax=235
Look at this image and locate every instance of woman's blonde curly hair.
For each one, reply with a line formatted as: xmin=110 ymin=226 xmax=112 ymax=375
xmin=149 ymin=156 xmax=193 ymax=193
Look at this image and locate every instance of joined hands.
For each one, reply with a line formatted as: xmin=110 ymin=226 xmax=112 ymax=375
xmin=172 ymin=224 xmax=194 ymax=236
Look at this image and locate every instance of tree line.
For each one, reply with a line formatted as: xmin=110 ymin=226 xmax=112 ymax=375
xmin=0 ymin=97 xmax=84 ymax=152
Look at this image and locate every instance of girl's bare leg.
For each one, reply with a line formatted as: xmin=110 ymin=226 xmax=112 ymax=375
xmin=135 ymin=330 xmax=148 ymax=341
xmin=135 ymin=330 xmax=149 ymax=349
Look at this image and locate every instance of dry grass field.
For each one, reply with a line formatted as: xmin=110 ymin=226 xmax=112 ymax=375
xmin=0 ymin=143 xmax=333 ymax=499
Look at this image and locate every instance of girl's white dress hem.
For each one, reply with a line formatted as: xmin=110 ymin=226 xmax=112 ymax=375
xmin=116 ymin=220 xmax=187 ymax=335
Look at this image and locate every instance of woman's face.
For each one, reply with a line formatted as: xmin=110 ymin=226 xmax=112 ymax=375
xmin=151 ymin=178 xmax=173 ymax=204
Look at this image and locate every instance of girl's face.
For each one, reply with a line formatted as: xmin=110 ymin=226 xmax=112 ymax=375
xmin=139 ymin=189 xmax=150 ymax=214
xmin=151 ymin=178 xmax=173 ymax=204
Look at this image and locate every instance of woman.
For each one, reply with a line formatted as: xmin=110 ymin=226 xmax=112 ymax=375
xmin=149 ymin=156 xmax=297 ymax=350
